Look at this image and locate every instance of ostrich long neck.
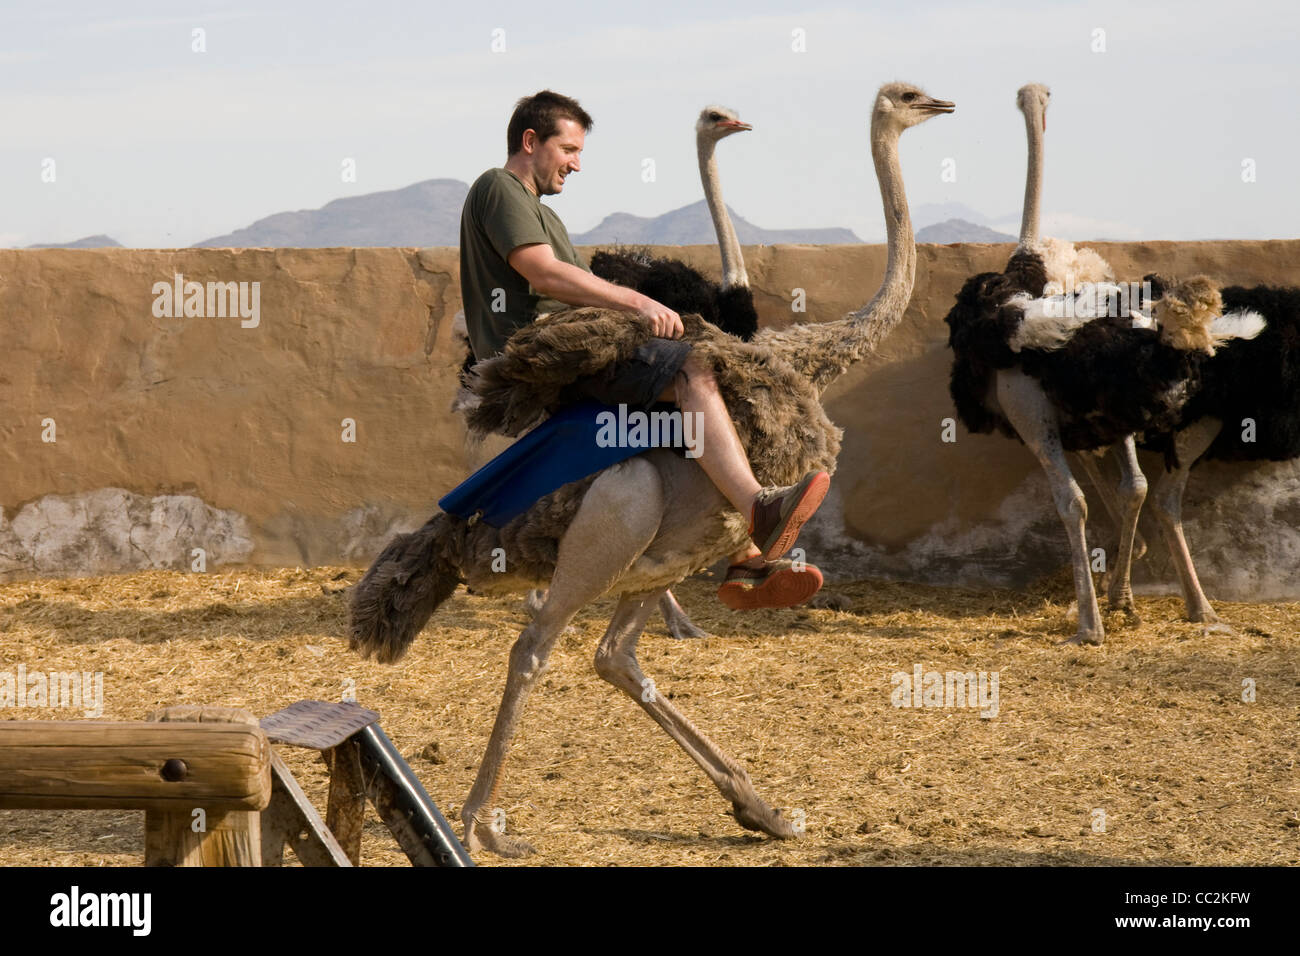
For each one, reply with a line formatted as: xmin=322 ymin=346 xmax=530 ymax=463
xmin=1018 ymin=103 xmax=1044 ymax=247
xmin=698 ymin=138 xmax=749 ymax=288
xmin=757 ymin=118 xmax=914 ymax=393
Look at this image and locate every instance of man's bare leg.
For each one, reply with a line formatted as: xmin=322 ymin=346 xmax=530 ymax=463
xmin=660 ymin=354 xmax=761 ymax=514
xmin=660 ymin=354 xmax=826 ymax=609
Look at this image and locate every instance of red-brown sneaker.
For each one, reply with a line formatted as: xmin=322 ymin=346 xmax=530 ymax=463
xmin=748 ymin=471 xmax=830 ymax=561
xmin=717 ymin=559 xmax=824 ymax=610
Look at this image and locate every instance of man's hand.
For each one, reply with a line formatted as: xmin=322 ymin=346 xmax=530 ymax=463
xmin=633 ymin=295 xmax=683 ymax=339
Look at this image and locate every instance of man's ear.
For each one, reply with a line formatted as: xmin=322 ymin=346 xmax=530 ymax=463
xmin=520 ymin=129 xmax=537 ymax=154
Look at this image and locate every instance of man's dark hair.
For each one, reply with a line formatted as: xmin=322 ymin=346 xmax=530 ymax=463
xmin=507 ymin=90 xmax=593 ymax=156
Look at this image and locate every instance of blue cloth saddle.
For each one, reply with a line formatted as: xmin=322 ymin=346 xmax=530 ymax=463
xmin=439 ymin=402 xmax=652 ymax=527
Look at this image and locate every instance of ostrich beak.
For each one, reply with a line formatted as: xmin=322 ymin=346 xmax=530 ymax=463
xmin=719 ymin=119 xmax=752 ymax=131
xmin=918 ymin=96 xmax=955 ymax=114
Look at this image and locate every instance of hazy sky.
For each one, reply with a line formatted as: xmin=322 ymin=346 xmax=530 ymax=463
xmin=4 ymin=0 xmax=1299 ymax=247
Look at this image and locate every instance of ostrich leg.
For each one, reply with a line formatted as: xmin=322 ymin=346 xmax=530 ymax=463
xmin=527 ymin=587 xmax=706 ymax=640
xmin=1073 ymin=450 xmax=1148 ymax=563
xmin=997 ymin=369 xmax=1104 ymax=645
xmin=1149 ymin=417 xmax=1225 ymax=625
xmin=462 ymin=459 xmax=667 ymax=858
xmin=1101 ymin=436 xmax=1148 ymax=621
xmin=594 ymin=593 xmax=797 ymax=839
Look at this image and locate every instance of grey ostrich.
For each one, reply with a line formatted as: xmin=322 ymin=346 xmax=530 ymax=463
xmin=350 ymin=82 xmax=954 ymax=857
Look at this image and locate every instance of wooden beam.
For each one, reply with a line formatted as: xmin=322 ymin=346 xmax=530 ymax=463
xmin=141 ymin=706 xmax=267 ymax=867
xmin=0 ymin=720 xmax=271 ymax=812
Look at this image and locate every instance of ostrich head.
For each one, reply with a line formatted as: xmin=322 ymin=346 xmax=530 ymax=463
xmin=873 ymin=83 xmax=955 ymax=131
xmin=1017 ymin=83 xmax=1050 ymax=127
xmin=696 ymin=106 xmax=752 ymax=141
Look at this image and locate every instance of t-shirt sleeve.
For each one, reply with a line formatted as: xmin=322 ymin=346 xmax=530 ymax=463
xmin=477 ymin=176 xmax=550 ymax=261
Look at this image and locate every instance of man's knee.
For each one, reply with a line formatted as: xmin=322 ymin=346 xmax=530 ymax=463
xmin=675 ymin=354 xmax=716 ymax=398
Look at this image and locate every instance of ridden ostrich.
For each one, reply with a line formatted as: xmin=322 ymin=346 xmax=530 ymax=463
xmin=1125 ymin=277 xmax=1291 ymax=625
xmin=944 ymin=83 xmax=1252 ymax=645
xmin=588 ymin=106 xmax=759 ymax=341
xmin=350 ymin=82 xmax=955 ymax=857
xmin=497 ymin=108 xmax=760 ymax=639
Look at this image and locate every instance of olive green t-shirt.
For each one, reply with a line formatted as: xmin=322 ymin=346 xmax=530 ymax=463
xmin=459 ymin=167 xmax=587 ymax=359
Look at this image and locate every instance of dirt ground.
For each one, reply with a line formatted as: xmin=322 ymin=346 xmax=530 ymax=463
xmin=0 ymin=566 xmax=1296 ymax=867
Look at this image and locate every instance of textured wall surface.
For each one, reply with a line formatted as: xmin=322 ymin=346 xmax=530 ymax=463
xmin=3 ymin=242 xmax=1299 ymax=599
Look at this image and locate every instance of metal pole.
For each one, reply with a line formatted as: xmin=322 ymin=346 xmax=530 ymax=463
xmin=352 ymin=724 xmax=474 ymax=867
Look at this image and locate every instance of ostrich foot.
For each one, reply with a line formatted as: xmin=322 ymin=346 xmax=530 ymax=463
xmin=665 ymin=616 xmax=708 ymax=640
xmin=732 ymin=800 xmax=798 ymax=839
xmin=1058 ymin=627 xmax=1104 ymax=647
xmin=659 ymin=592 xmax=709 ymax=640
xmin=1106 ymin=599 xmax=1141 ymax=627
xmin=464 ymin=821 xmax=537 ymax=859
xmin=808 ymin=590 xmax=852 ymax=611
xmin=1187 ymin=605 xmax=1234 ymax=635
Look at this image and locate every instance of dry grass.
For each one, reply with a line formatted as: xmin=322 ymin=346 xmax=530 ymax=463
xmin=1 ymin=566 xmax=1296 ymax=867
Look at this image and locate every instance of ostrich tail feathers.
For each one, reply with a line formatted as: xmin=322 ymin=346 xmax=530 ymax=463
xmin=348 ymin=512 xmax=463 ymax=664
xmin=462 ymin=353 xmax=562 ymax=437
xmin=1209 ymin=310 xmax=1268 ymax=348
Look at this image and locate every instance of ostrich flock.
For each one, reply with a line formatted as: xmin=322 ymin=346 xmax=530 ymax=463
xmin=349 ymin=82 xmax=1299 ymax=857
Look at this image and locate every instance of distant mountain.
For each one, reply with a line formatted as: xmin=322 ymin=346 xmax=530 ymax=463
xmin=193 ymin=179 xmax=469 ymax=247
xmin=26 ymin=235 xmax=122 ymax=249
xmin=916 ymin=219 xmax=1016 ymax=244
xmin=189 ymin=178 xmax=858 ymax=248
xmin=572 ymin=199 xmax=859 ymax=245
xmin=912 ymin=202 xmax=1000 ymax=230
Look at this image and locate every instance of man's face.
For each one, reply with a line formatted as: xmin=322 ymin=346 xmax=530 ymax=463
xmin=524 ymin=118 xmax=585 ymax=196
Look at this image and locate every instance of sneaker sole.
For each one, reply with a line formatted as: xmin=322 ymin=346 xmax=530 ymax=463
xmin=718 ymin=564 xmax=824 ymax=611
xmin=759 ymin=472 xmax=830 ymax=561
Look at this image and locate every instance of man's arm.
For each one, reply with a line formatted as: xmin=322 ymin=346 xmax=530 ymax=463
xmin=508 ymin=243 xmax=684 ymax=338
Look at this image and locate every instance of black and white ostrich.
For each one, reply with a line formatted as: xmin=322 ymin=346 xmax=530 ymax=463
xmin=1129 ymin=278 xmax=1294 ymax=625
xmin=944 ymin=84 xmax=1256 ymax=645
xmin=588 ymin=106 xmax=758 ymax=341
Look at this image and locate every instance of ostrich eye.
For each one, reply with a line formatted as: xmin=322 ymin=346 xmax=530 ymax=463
xmin=708 ymin=112 xmax=723 ymax=121
xmin=902 ymin=92 xmax=917 ymax=103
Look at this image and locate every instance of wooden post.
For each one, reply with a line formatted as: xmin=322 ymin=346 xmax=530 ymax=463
xmin=142 ymin=706 xmax=268 ymax=867
xmin=261 ymin=750 xmax=352 ymax=867
xmin=323 ymin=741 xmax=367 ymax=866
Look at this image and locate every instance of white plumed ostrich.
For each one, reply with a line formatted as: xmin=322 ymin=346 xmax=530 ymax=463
xmin=944 ymin=83 xmax=1249 ymax=645
xmin=1121 ymin=277 xmax=1285 ymax=626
